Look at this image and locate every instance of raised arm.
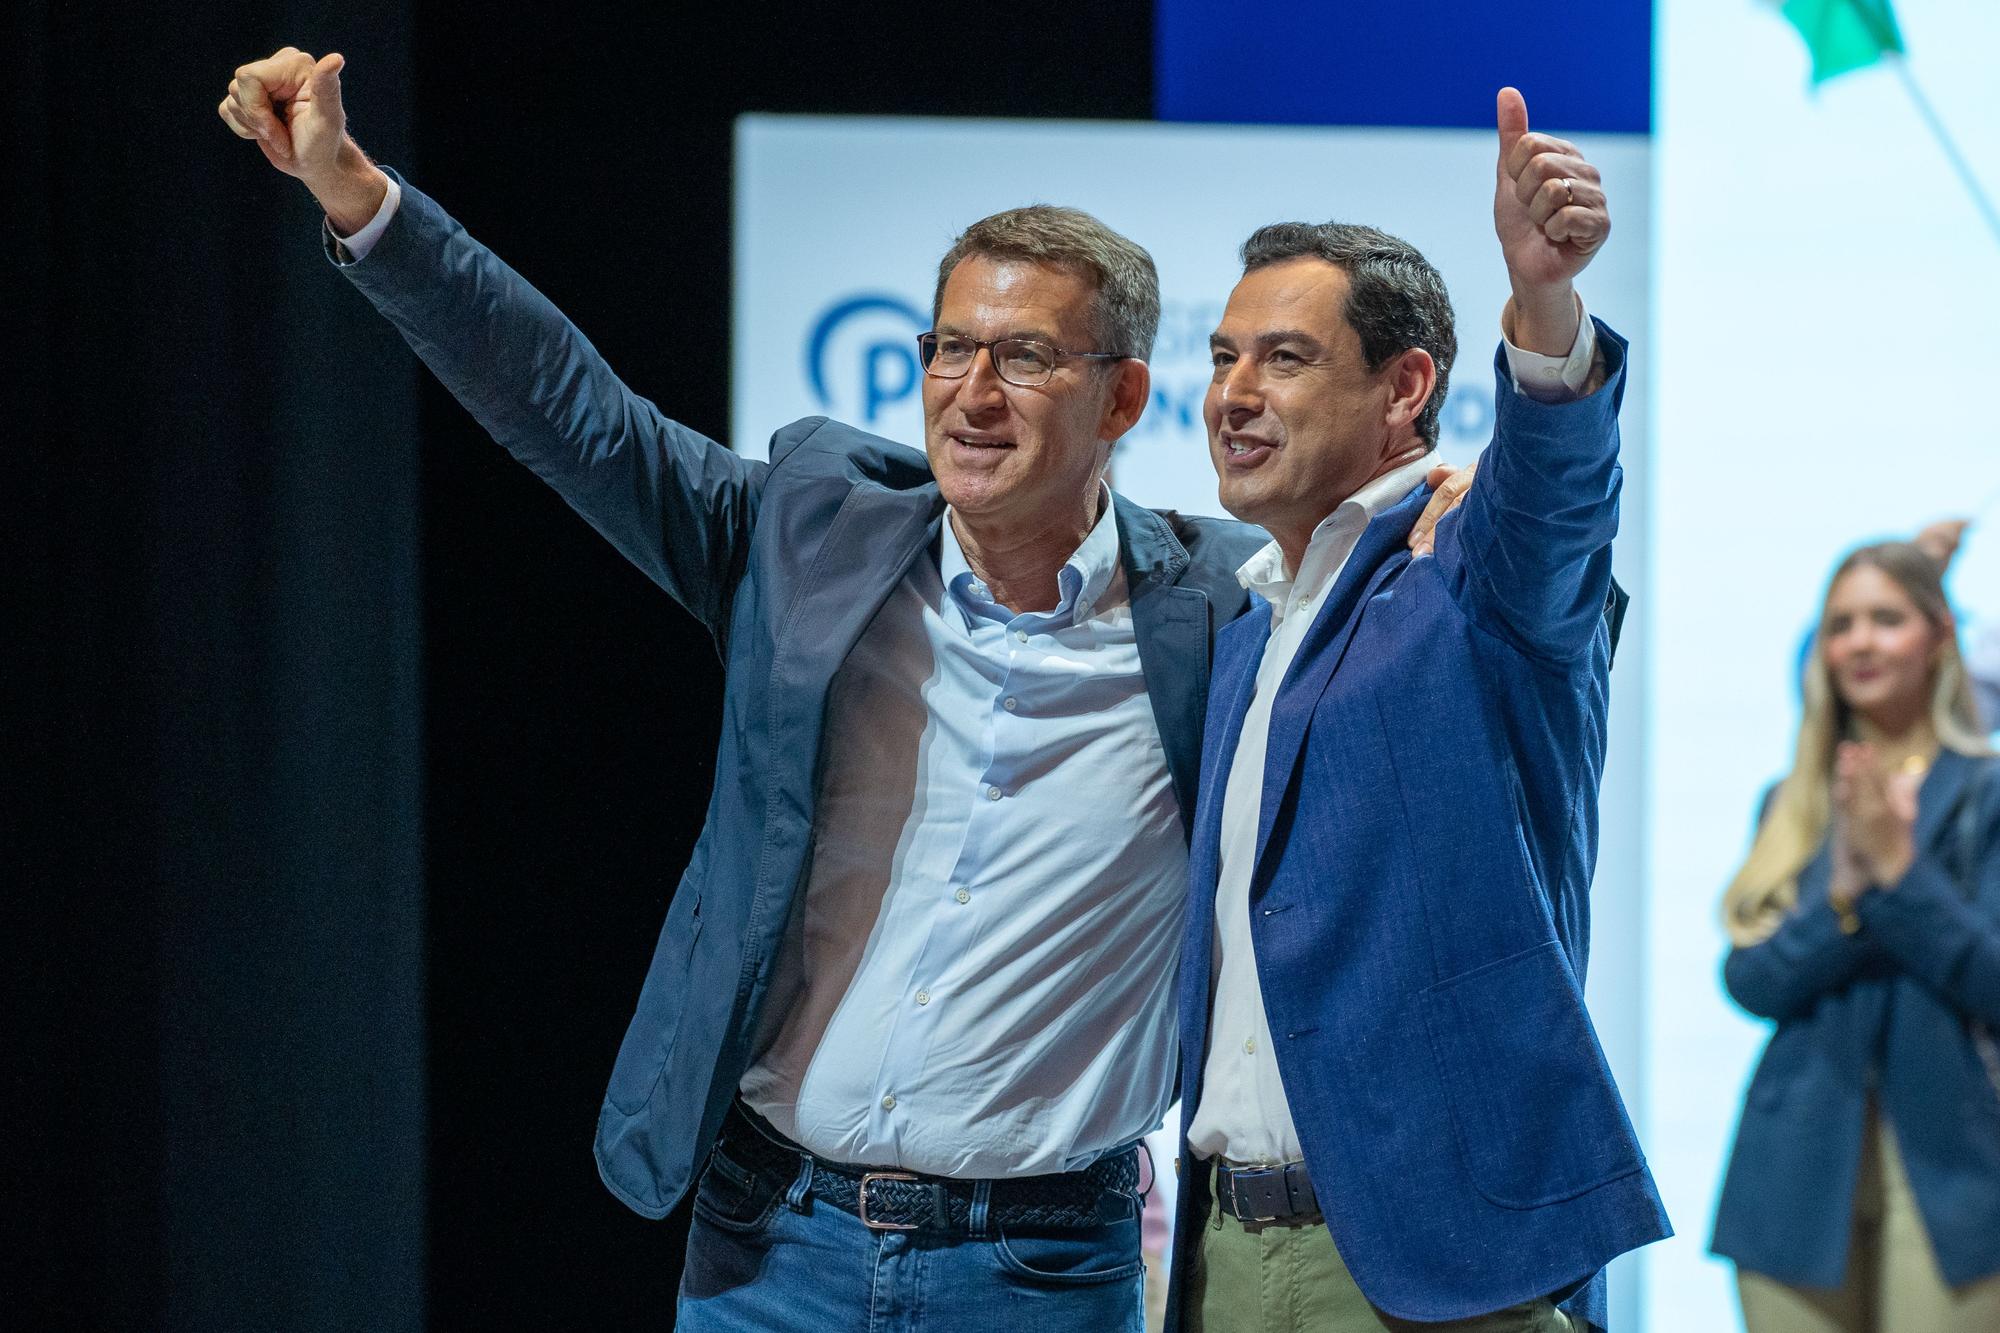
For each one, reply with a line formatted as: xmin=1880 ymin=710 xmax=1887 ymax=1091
xmin=218 ymin=48 xmax=765 ymax=646
xmin=1437 ymin=88 xmax=1621 ymax=664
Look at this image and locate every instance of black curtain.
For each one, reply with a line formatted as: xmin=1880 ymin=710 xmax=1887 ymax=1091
xmin=15 ymin=1 xmax=423 ymax=1328
xmin=14 ymin=2 xmax=1150 ymax=1326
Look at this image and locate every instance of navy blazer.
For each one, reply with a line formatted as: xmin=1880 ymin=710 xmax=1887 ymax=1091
xmin=335 ymin=174 xmax=1265 ymax=1218
xmin=1712 ymin=750 xmax=2000 ymax=1288
xmin=1169 ymin=328 xmax=1670 ymax=1332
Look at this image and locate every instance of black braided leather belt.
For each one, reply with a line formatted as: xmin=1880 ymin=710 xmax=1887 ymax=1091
xmin=1213 ymin=1159 xmax=1320 ymax=1223
xmin=718 ymin=1101 xmax=1141 ymax=1233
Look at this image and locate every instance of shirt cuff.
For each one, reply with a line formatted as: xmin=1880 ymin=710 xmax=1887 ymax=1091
xmin=1501 ymin=292 xmax=1597 ymax=403
xmin=326 ymin=173 xmax=403 ymax=266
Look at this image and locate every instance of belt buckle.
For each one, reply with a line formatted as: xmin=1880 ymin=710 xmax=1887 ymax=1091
xmin=1226 ymin=1167 xmax=1279 ymax=1223
xmin=858 ymin=1171 xmax=922 ymax=1231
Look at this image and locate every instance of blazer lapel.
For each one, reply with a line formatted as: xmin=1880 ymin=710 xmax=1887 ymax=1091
xmin=1179 ymin=604 xmax=1271 ymax=1108
xmin=1115 ymin=494 xmax=1212 ymax=838
xmin=1191 ymin=607 xmax=1274 ymax=899
xmin=1252 ymin=482 xmax=1431 ymax=875
xmin=765 ymin=477 xmax=944 ymax=824
xmin=1915 ymin=748 xmax=1975 ymax=861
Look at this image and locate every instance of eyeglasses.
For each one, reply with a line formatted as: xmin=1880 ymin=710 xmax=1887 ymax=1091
xmin=916 ymin=333 xmax=1130 ymax=388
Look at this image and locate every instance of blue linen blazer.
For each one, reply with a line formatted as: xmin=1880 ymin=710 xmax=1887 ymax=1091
xmin=1712 ymin=749 xmax=2000 ymax=1289
xmin=1168 ymin=328 xmax=1670 ymax=1332
xmin=334 ymin=174 xmax=1265 ymax=1218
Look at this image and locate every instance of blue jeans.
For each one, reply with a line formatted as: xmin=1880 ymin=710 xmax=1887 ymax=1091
xmin=675 ymin=1139 xmax=1145 ymax=1333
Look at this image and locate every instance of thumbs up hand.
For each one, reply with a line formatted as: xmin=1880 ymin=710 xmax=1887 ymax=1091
xmin=1493 ymin=87 xmax=1608 ymax=354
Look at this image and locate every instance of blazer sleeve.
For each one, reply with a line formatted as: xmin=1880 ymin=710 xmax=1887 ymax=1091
xmin=331 ymin=169 xmax=765 ymax=646
xmin=1857 ymin=801 xmax=2000 ymax=1028
xmin=1437 ymin=320 xmax=1625 ymax=665
xmin=1721 ymin=789 xmax=1885 ymax=1022
xmin=1722 ymin=895 xmax=1883 ymax=1022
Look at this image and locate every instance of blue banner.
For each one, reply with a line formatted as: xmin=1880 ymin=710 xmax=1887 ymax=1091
xmin=1156 ymin=0 xmax=1651 ymax=133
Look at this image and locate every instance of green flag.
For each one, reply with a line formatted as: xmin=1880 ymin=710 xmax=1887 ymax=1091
xmin=1780 ymin=0 xmax=1904 ymax=83
xmin=1770 ymin=0 xmax=2000 ymax=243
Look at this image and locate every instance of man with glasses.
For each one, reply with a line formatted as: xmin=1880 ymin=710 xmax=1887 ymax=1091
xmin=216 ymin=45 xmax=1482 ymax=1331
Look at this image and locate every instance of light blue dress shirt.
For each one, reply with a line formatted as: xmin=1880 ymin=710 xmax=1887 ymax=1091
xmin=738 ymin=491 xmax=1189 ymax=1177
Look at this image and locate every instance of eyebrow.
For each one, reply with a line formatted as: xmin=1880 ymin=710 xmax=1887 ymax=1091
xmin=936 ymin=321 xmax=1061 ymax=344
xmin=1209 ymin=329 xmax=1325 ymax=353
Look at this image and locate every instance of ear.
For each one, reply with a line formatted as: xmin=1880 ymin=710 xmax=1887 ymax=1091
xmin=1382 ymin=347 xmax=1438 ymax=438
xmin=1098 ymin=358 xmax=1152 ymax=442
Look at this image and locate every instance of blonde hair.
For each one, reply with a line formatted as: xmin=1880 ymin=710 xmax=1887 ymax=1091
xmin=1723 ymin=542 xmax=1992 ymax=945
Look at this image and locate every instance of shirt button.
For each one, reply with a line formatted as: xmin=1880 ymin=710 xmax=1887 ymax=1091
xmin=881 ymin=1094 xmax=897 ymax=1111
xmin=986 ymin=785 xmax=1002 ymax=801
xmin=1245 ymin=1037 xmax=1257 ymax=1055
xmin=954 ymin=888 xmax=971 ymax=905
xmin=916 ymin=990 xmax=931 ymax=1006
xmin=1003 ymin=696 xmax=1018 ymax=712
xmin=1014 ymin=630 xmax=1028 ymax=643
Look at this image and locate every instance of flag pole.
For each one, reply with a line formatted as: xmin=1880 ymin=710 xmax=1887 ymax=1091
xmin=1890 ymin=56 xmax=2000 ymax=246
xmin=1976 ymin=481 xmax=2000 ymax=522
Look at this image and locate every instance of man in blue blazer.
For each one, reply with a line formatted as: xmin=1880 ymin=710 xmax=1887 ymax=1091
xmin=1169 ymin=90 xmax=1670 ymax=1332
xmin=215 ymin=43 xmax=1409 ymax=1333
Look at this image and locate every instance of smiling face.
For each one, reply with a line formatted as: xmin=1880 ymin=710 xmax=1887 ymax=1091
xmin=1823 ymin=563 xmax=1945 ymax=731
xmin=1204 ymin=257 xmax=1431 ymax=564
xmin=922 ymin=255 xmax=1145 ymax=541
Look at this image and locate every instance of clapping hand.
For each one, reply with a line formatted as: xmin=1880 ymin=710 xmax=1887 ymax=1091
xmin=1833 ymin=742 xmax=1920 ymax=892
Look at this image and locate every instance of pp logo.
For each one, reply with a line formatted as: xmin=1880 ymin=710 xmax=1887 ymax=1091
xmin=805 ymin=294 xmax=929 ymax=424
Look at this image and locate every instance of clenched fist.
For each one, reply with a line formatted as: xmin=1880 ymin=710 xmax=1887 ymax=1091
xmin=218 ymin=47 xmax=386 ymax=235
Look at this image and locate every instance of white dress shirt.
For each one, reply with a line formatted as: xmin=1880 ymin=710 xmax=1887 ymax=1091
xmin=1188 ymin=309 xmax=1598 ymax=1166
xmin=1184 ymin=451 xmax=1443 ymax=1165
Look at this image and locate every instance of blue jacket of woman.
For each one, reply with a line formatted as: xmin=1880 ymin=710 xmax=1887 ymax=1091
xmin=1711 ymin=749 xmax=2000 ymax=1287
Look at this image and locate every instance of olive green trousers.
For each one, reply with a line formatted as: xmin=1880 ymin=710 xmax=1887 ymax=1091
xmin=1185 ymin=1183 xmax=1574 ymax=1333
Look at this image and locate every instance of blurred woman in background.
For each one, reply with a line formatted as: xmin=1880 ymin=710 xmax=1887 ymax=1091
xmin=1713 ymin=542 xmax=2000 ymax=1332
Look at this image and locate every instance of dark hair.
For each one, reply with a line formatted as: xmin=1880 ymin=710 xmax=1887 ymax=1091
xmin=933 ymin=205 xmax=1161 ymax=361
xmin=1239 ymin=222 xmax=1457 ymax=445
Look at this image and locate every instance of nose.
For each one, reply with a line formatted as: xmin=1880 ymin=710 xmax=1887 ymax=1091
xmin=1219 ymin=358 xmax=1265 ymax=422
xmin=955 ymin=344 xmax=1009 ymax=412
xmin=1832 ymin=623 xmax=1875 ymax=662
